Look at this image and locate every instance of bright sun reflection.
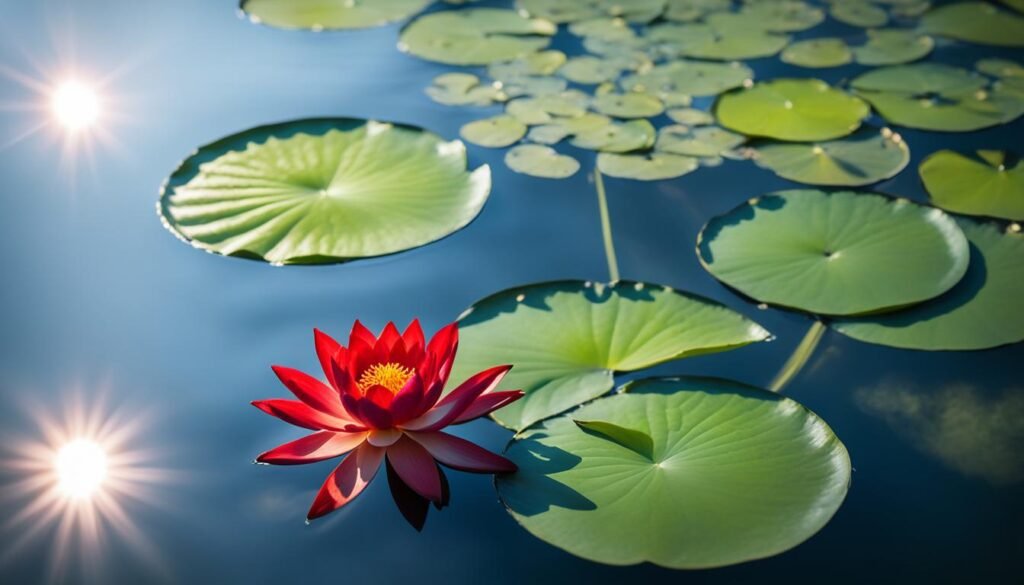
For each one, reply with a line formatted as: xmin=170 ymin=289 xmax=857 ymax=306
xmin=51 ymin=81 xmax=100 ymax=131
xmin=0 ymin=387 xmax=171 ymax=582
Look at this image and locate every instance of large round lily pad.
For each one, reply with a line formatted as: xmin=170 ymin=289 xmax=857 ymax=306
xmin=240 ymin=0 xmax=430 ymax=30
xmin=833 ymin=219 xmax=1024 ymax=350
xmin=753 ymin=128 xmax=910 ymax=187
xmin=697 ymin=189 xmax=970 ymax=316
xmin=450 ymin=281 xmax=770 ymax=430
xmin=920 ymin=150 xmax=1024 ymax=221
xmin=715 ymin=79 xmax=869 ymax=142
xmin=497 ymin=377 xmax=851 ymax=568
xmin=399 ymin=8 xmax=556 ymax=65
xmin=920 ymin=1 xmax=1024 ymax=47
xmin=159 ymin=118 xmax=490 ymax=265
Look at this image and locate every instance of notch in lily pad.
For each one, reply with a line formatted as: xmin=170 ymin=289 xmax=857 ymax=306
xmin=573 ymin=420 xmax=654 ymax=460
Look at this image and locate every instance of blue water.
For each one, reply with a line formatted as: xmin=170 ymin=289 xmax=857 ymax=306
xmin=0 ymin=1 xmax=1020 ymax=583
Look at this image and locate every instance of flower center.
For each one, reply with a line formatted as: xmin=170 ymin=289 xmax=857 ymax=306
xmin=358 ymin=362 xmax=414 ymax=394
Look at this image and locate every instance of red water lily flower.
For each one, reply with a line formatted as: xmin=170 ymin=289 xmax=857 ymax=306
xmin=253 ymin=320 xmax=522 ymax=528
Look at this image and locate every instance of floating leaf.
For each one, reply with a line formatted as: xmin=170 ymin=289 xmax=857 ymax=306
xmin=505 ymin=145 xmax=580 ymax=179
xmin=621 ymin=60 xmax=753 ymax=98
xmin=597 ymin=152 xmax=700 ymax=180
xmin=666 ymin=107 xmax=714 ymax=125
xmin=591 ymin=92 xmax=665 ymax=119
xmin=573 ymin=420 xmax=653 ymax=460
xmin=976 ymin=58 xmax=1024 ymax=79
xmin=557 ymin=56 xmax=625 ymax=85
xmin=697 ymin=189 xmax=970 ymax=316
xmin=450 ymin=281 xmax=770 ymax=430
xmin=716 ymin=79 xmax=869 ymax=142
xmin=517 ymin=0 xmax=668 ymax=24
xmin=159 ymin=118 xmax=490 ymax=265
xmin=664 ymin=0 xmax=731 ymax=22
xmin=781 ymin=38 xmax=852 ymax=69
xmin=852 ymin=29 xmax=934 ymax=66
xmin=829 ymin=1 xmax=888 ymax=28
xmin=399 ymin=8 xmax=556 ymax=65
xmin=571 ymin=119 xmax=656 ymax=153
xmin=920 ymin=1 xmax=1024 ymax=47
xmin=656 ymin=125 xmax=745 ymax=158
xmin=240 ymin=0 xmax=431 ymax=30
xmin=852 ymin=64 xmax=1024 ymax=132
xmin=506 ymin=91 xmax=590 ymax=124
xmin=833 ymin=219 xmax=1024 ymax=350
xmin=497 ymin=377 xmax=850 ymax=568
xmin=670 ymin=17 xmax=792 ymax=60
xmin=737 ymin=1 xmax=825 ymax=32
xmin=528 ymin=113 xmax=614 ymax=145
xmin=920 ymin=150 xmax=1024 ymax=221
xmin=752 ymin=128 xmax=910 ymax=187
xmin=426 ymin=73 xmax=504 ymax=106
xmin=488 ymin=50 xmax=568 ymax=81
xmin=460 ymin=115 xmax=527 ymax=148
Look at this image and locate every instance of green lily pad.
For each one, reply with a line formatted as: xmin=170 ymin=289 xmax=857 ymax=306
xmin=426 ymin=73 xmax=505 ymax=106
xmin=833 ymin=219 xmax=1024 ymax=350
xmin=451 ymin=281 xmax=770 ymax=430
xmin=920 ymin=1 xmax=1024 ymax=47
xmin=399 ymin=8 xmax=556 ymax=65
xmin=240 ymin=0 xmax=430 ymax=30
xmin=597 ymin=152 xmax=700 ymax=180
xmin=738 ymin=1 xmax=825 ymax=32
xmin=517 ymin=0 xmax=668 ymax=23
xmin=488 ymin=50 xmax=568 ymax=81
xmin=591 ymin=92 xmax=665 ymax=119
xmin=571 ymin=120 xmax=656 ymax=153
xmin=716 ymin=79 xmax=869 ymax=142
xmin=1000 ymin=0 xmax=1024 ymax=13
xmin=528 ymin=113 xmax=614 ymax=145
xmin=676 ymin=17 xmax=793 ymax=60
xmin=852 ymin=64 xmax=1024 ymax=132
xmin=852 ymin=29 xmax=934 ymax=66
xmin=505 ymin=145 xmax=580 ymax=179
xmin=621 ymin=60 xmax=753 ymax=98
xmin=697 ymin=189 xmax=970 ymax=316
xmin=976 ymin=58 xmax=1024 ymax=79
xmin=920 ymin=150 xmax=1024 ymax=221
xmin=829 ymin=1 xmax=888 ymax=28
xmin=558 ymin=56 xmax=625 ymax=85
xmin=753 ymin=128 xmax=910 ymax=187
xmin=496 ymin=377 xmax=851 ymax=568
xmin=506 ymin=91 xmax=591 ymax=124
xmin=781 ymin=38 xmax=852 ymax=68
xmin=666 ymin=107 xmax=714 ymax=125
xmin=460 ymin=115 xmax=527 ymax=148
xmin=159 ymin=118 xmax=490 ymax=265
xmin=665 ymin=0 xmax=731 ymax=22
xmin=655 ymin=125 xmax=745 ymax=158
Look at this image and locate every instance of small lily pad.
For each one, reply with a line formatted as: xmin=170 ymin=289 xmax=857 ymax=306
xmin=461 ymin=115 xmax=528 ymax=148
xmin=558 ymin=56 xmax=625 ymax=85
xmin=571 ymin=120 xmax=657 ymax=153
xmin=621 ymin=60 xmax=753 ymax=98
xmin=399 ymin=8 xmax=556 ymax=65
xmin=241 ymin=0 xmax=431 ymax=30
xmin=753 ymin=128 xmax=910 ymax=187
xmin=666 ymin=107 xmax=715 ymax=125
xmin=488 ymin=50 xmax=568 ymax=80
xmin=656 ymin=125 xmax=745 ymax=158
xmin=829 ymin=1 xmax=888 ymax=28
xmin=716 ymin=79 xmax=869 ymax=142
xmin=920 ymin=150 xmax=1024 ymax=221
xmin=781 ymin=38 xmax=852 ymax=69
xmin=496 ymin=377 xmax=850 ymax=568
xmin=506 ymin=91 xmax=591 ymax=124
xmin=597 ymin=152 xmax=700 ymax=180
xmin=528 ymin=113 xmax=614 ymax=145
xmin=976 ymin=58 xmax=1024 ymax=79
xmin=738 ymin=1 xmax=825 ymax=32
xmin=665 ymin=0 xmax=731 ymax=22
xmin=450 ymin=281 xmax=770 ymax=430
xmin=517 ymin=0 xmax=668 ymax=24
xmin=920 ymin=1 xmax=1024 ymax=47
xmin=505 ymin=144 xmax=580 ymax=179
xmin=697 ymin=189 xmax=970 ymax=316
xmin=677 ymin=16 xmax=792 ymax=60
xmin=852 ymin=29 xmax=934 ymax=66
xmin=160 ymin=118 xmax=490 ymax=265
xmin=426 ymin=73 xmax=505 ymax=106
xmin=591 ymin=92 xmax=665 ymax=119
xmin=833 ymin=218 xmax=1024 ymax=350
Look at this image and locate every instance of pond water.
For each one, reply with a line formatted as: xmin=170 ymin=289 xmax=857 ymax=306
xmin=0 ymin=0 xmax=1020 ymax=583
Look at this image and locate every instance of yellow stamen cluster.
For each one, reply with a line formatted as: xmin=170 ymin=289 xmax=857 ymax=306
xmin=358 ymin=362 xmax=414 ymax=394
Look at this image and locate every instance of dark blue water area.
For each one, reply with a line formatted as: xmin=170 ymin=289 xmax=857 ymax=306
xmin=0 ymin=0 xmax=1021 ymax=583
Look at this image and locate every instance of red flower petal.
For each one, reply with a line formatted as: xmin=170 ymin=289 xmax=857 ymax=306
xmin=252 ymin=399 xmax=363 ymax=432
xmin=271 ymin=365 xmax=352 ymax=421
xmin=349 ymin=320 xmax=377 ymax=348
xmin=386 ymin=435 xmax=444 ymax=503
xmin=401 ymin=365 xmax=511 ymax=432
xmin=407 ymin=431 xmax=517 ymax=474
xmin=256 ymin=431 xmax=368 ymax=465
xmin=402 ymin=319 xmax=425 ymax=360
xmin=453 ymin=390 xmax=524 ymax=424
xmin=385 ymin=458 xmax=429 ymax=531
xmin=352 ymin=396 xmax=394 ymax=429
xmin=425 ymin=322 xmax=459 ymax=384
xmin=307 ymin=442 xmax=384 ymax=521
xmin=377 ymin=322 xmax=402 ymax=353
xmin=313 ymin=329 xmax=342 ymax=390
xmin=390 ymin=373 xmax=426 ymax=423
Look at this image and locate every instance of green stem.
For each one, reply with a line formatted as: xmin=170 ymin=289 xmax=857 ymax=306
xmin=769 ymin=320 xmax=827 ymax=393
xmin=593 ymin=168 xmax=620 ymax=282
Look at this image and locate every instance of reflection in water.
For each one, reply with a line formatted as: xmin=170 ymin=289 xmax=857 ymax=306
xmin=856 ymin=382 xmax=1024 ymax=485
xmin=0 ymin=386 xmax=173 ymax=583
